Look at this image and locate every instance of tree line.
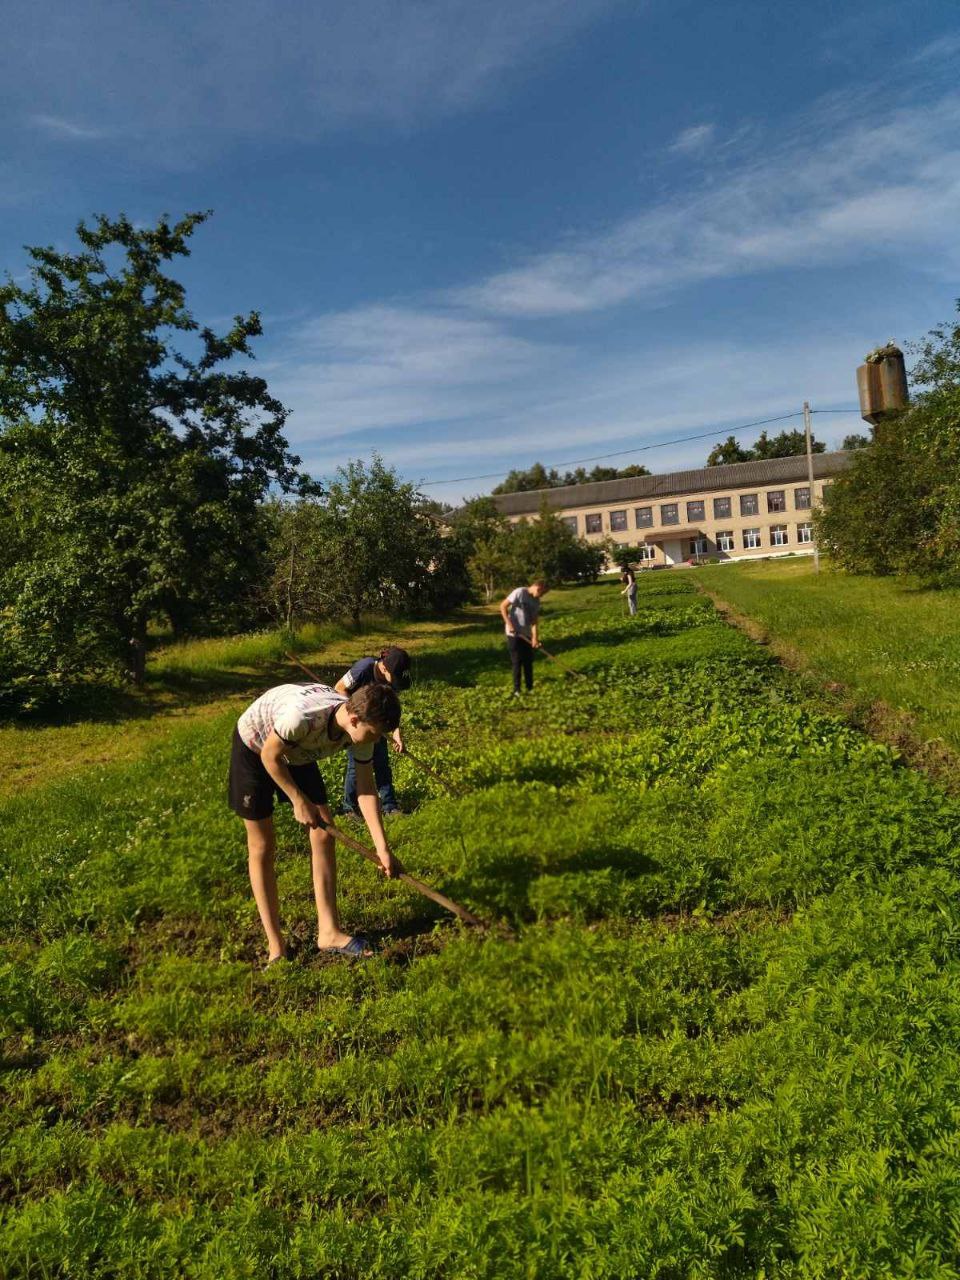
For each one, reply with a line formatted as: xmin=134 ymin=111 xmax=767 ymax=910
xmin=491 ymin=461 xmax=651 ymax=494
xmin=0 ymin=214 xmax=604 ymax=712
xmin=486 ymin=428 xmax=844 ymax=497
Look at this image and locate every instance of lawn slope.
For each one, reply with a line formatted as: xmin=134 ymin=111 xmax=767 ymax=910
xmin=696 ymin=557 xmax=960 ymax=758
xmin=3 ymin=578 xmax=960 ymax=1279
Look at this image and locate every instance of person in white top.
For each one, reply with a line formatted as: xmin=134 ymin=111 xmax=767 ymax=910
xmin=229 ymin=681 xmax=401 ymax=965
xmin=499 ymin=580 xmax=549 ymax=696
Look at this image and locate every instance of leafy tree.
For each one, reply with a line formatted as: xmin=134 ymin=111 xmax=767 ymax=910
xmin=707 ymin=429 xmax=824 ymax=466
xmin=841 ymin=433 xmax=871 ymax=451
xmin=492 ymin=462 xmax=561 ymax=494
xmin=507 ymin=501 xmax=606 ymax=586
xmin=449 ymin=496 xmax=604 ymax=598
xmin=492 ymin=460 xmax=649 ymax=494
xmin=754 ymin=428 xmax=824 ymax=459
xmin=447 ymin=498 xmax=516 ymax=602
xmin=265 ymin=458 xmax=469 ymax=628
xmin=609 ymin=542 xmax=646 ymax=572
xmin=0 ymin=212 xmax=307 ymax=706
xmin=467 ymin=528 xmax=517 ymax=604
xmin=818 ymin=301 xmax=960 ymax=583
xmin=815 ymin=426 xmax=929 ymax=576
xmin=706 ymin=435 xmax=754 ymax=466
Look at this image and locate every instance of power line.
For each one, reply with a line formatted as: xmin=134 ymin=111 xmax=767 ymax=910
xmin=418 ymin=409 xmax=807 ymax=488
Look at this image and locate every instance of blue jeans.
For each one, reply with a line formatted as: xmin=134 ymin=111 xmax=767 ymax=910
xmin=343 ymin=737 xmax=399 ymax=813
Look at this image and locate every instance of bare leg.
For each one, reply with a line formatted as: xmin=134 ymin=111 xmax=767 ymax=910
xmin=245 ymin=817 xmax=284 ymax=962
xmin=310 ymin=807 xmax=371 ymax=953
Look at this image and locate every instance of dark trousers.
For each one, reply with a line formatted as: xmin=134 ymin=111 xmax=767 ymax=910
xmin=343 ymin=737 xmax=399 ymax=812
xmin=507 ymin=634 xmax=534 ymax=692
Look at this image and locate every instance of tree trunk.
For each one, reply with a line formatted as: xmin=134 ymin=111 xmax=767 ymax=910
xmin=284 ymin=544 xmax=296 ymax=632
xmin=128 ymin=634 xmax=147 ymax=686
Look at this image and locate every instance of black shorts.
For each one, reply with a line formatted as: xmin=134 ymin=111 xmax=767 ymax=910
xmin=228 ymin=728 xmax=328 ymax=821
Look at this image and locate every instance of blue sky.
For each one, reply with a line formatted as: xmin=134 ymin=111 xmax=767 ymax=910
xmin=2 ymin=0 xmax=959 ymax=504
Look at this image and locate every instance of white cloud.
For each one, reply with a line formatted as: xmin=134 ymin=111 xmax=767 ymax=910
xmin=272 ymin=309 xmax=869 ymax=500
xmin=457 ymin=91 xmax=960 ymax=317
xmin=29 ymin=113 xmax=107 ymax=141
xmin=1 ymin=0 xmax=623 ymax=145
xmin=274 ymin=304 xmax=556 ymax=440
xmin=912 ymin=31 xmax=960 ymax=62
xmin=266 ymin=82 xmax=960 ymax=497
xmin=669 ymin=122 xmax=716 ymax=154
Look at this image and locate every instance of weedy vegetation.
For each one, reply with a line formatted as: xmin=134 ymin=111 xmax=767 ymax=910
xmin=3 ymin=577 xmax=960 ymax=1277
xmin=696 ymin=557 xmax=960 ymax=756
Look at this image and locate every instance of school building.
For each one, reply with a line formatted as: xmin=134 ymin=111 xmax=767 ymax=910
xmin=490 ymin=451 xmax=851 ymax=567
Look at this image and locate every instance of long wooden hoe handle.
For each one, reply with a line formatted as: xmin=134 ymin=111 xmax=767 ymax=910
xmin=318 ymin=818 xmax=489 ymax=930
xmin=283 ymin=649 xmax=465 ymax=798
xmin=521 ymin=636 xmax=591 ymax=681
xmin=397 ymin=748 xmax=465 ymax=798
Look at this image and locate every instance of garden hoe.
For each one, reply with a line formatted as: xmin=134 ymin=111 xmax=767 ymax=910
xmin=315 ymin=815 xmax=490 ymax=930
xmin=521 ymin=636 xmax=592 ymax=683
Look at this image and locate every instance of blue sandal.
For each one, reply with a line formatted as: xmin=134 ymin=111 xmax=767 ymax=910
xmin=319 ymin=935 xmax=372 ymax=958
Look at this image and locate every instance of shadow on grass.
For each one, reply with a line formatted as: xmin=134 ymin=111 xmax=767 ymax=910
xmin=443 ymin=843 xmax=661 ymax=923
xmin=4 ymin=659 xmax=300 ymax=732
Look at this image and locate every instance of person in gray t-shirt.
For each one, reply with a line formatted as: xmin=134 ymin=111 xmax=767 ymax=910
xmin=499 ymin=580 xmax=549 ymax=695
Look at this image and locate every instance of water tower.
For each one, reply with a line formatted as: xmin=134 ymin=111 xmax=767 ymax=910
xmin=856 ymin=341 xmax=909 ymax=426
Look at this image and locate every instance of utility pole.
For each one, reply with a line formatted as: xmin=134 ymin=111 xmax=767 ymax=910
xmin=803 ymin=400 xmax=820 ymax=574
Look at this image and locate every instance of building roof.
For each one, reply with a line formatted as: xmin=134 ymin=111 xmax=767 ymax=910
xmin=487 ymin=451 xmax=851 ymax=517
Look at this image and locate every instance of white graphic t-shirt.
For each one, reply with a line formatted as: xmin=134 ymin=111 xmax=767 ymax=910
xmin=237 ymin=683 xmax=375 ymax=766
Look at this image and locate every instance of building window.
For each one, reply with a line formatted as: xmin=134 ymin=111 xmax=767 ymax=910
xmin=822 ymin=482 xmax=834 ymax=504
xmin=771 ymin=524 xmax=788 ymax=546
xmin=794 ymin=486 xmax=810 ymax=510
xmin=686 ymin=499 xmax=705 ymax=522
xmin=661 ymin=503 xmax=679 ymax=525
xmin=743 ymin=528 xmax=761 ymax=549
xmin=713 ymin=496 xmax=731 ymax=519
xmin=585 ymin=513 xmax=602 ymax=534
xmin=610 ymin=509 xmax=628 ymax=532
xmin=767 ymin=490 xmax=786 ymax=513
xmin=638 ymin=544 xmax=656 ymax=562
xmin=635 ymin=506 xmax=653 ymax=528
xmin=689 ymin=536 xmax=708 ymax=557
xmin=740 ymin=493 xmax=759 ymax=516
xmin=798 ymin=522 xmax=813 ymax=544
xmin=561 ymin=516 xmax=578 ymax=534
xmin=717 ymin=531 xmax=735 ymax=552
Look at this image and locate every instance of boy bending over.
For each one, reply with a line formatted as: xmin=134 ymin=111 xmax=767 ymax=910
xmin=336 ymin=645 xmax=411 ymax=817
xmin=229 ymin=680 xmax=401 ymax=964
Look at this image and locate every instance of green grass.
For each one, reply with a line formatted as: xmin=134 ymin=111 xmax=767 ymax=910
xmin=3 ymin=576 xmax=960 ymax=1277
xmin=696 ymin=557 xmax=960 ymax=752
xmin=0 ymin=614 xmax=479 ymax=801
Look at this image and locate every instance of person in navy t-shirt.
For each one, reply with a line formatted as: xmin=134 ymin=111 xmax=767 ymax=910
xmin=335 ymin=646 xmax=411 ymax=815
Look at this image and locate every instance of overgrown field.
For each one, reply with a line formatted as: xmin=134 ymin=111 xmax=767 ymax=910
xmin=3 ymin=578 xmax=960 ymax=1278
xmin=696 ymin=557 xmax=960 ymax=755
